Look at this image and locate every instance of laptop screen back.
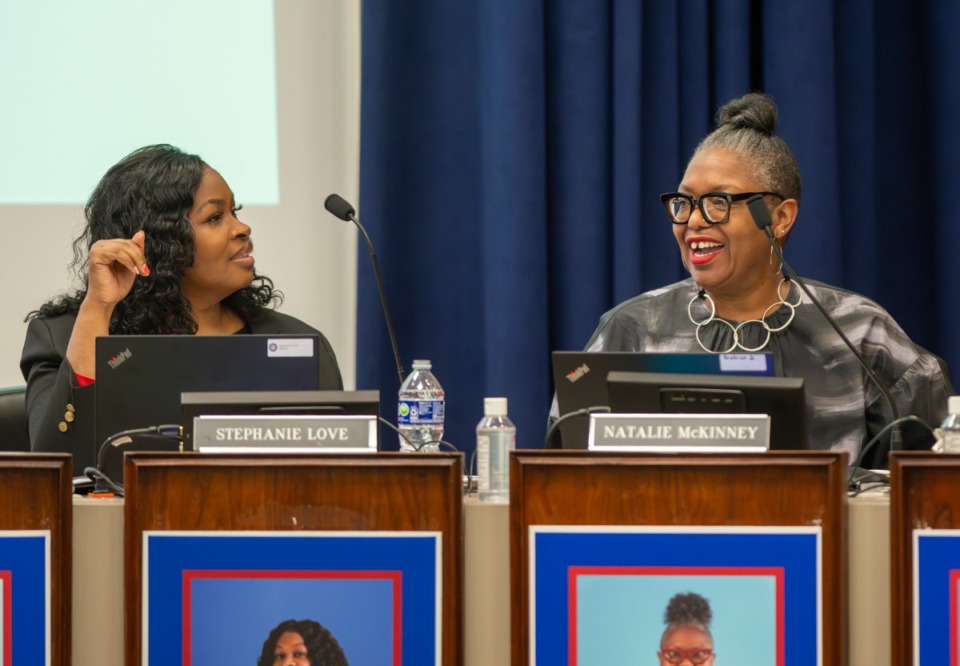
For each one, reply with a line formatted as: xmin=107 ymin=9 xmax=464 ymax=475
xmin=551 ymin=351 xmax=777 ymax=449
xmin=92 ymin=334 xmax=323 ymax=472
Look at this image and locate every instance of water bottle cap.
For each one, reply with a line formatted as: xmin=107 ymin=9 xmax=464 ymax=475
xmin=412 ymin=359 xmax=432 ymax=370
xmin=484 ymin=397 xmax=508 ymax=416
xmin=950 ymin=395 xmax=960 ymax=414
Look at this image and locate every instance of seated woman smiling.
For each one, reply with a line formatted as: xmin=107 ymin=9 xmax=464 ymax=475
xmin=581 ymin=92 xmax=951 ymax=465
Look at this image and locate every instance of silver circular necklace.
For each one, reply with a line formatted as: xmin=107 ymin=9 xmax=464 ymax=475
xmin=687 ymin=278 xmax=801 ymax=353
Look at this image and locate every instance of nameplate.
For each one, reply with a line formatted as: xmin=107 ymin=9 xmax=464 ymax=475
xmin=587 ymin=413 xmax=770 ymax=452
xmin=192 ymin=414 xmax=378 ymax=453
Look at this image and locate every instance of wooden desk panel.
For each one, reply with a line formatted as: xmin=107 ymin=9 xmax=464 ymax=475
xmin=510 ymin=451 xmax=847 ymax=666
xmin=70 ymin=476 xmax=891 ymax=666
xmin=0 ymin=454 xmax=72 ymax=666
xmin=123 ymin=452 xmax=463 ymax=666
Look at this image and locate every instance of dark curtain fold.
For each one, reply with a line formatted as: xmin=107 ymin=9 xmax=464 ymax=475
xmin=358 ymin=0 xmax=958 ymax=459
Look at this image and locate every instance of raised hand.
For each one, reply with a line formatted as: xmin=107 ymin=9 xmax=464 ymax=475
xmin=66 ymin=230 xmax=150 ymax=379
xmin=85 ymin=230 xmax=150 ymax=308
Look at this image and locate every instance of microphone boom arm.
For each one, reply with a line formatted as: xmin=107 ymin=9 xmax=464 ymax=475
xmin=746 ymin=195 xmax=903 ymax=460
xmin=323 ymin=193 xmax=406 ymax=386
xmin=350 ymin=213 xmax=406 ymax=385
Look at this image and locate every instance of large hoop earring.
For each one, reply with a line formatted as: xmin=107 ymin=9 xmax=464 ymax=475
xmin=769 ymin=243 xmax=784 ymax=275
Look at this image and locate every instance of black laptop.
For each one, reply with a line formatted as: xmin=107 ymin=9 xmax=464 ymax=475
xmin=551 ymin=351 xmax=777 ymax=448
xmin=91 ymin=334 xmax=323 ymax=479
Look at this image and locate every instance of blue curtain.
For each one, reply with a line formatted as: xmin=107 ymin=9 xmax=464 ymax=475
xmin=358 ymin=0 xmax=960 ymax=458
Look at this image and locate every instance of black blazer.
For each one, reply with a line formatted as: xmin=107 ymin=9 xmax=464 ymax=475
xmin=20 ymin=309 xmax=343 ymax=474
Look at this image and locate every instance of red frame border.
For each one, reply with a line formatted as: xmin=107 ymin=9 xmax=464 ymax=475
xmin=567 ymin=565 xmax=785 ymax=666
xmin=181 ymin=569 xmax=403 ymax=666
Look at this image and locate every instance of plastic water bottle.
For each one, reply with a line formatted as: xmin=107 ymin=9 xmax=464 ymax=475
xmin=397 ymin=360 xmax=445 ymax=452
xmin=941 ymin=396 xmax=960 ymax=452
xmin=476 ymin=397 xmax=515 ymax=503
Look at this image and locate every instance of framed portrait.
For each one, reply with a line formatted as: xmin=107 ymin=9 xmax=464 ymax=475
xmin=142 ymin=530 xmax=441 ymax=665
xmin=913 ymin=529 xmax=960 ymax=665
xmin=530 ymin=526 xmax=822 ymax=666
xmin=0 ymin=531 xmax=50 ymax=666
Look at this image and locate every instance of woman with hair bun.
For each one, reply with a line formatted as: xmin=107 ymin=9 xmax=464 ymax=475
xmin=657 ymin=592 xmax=715 ymax=665
xmin=578 ymin=91 xmax=950 ymax=466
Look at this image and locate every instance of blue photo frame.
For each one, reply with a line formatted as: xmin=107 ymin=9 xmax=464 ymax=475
xmin=530 ymin=526 xmax=821 ymax=666
xmin=0 ymin=531 xmax=50 ymax=666
xmin=143 ymin=531 xmax=441 ymax=665
xmin=913 ymin=529 xmax=960 ymax=665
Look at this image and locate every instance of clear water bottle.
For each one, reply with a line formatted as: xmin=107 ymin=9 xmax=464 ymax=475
xmin=476 ymin=397 xmax=515 ymax=503
xmin=397 ymin=359 xmax=445 ymax=452
xmin=941 ymin=396 xmax=960 ymax=452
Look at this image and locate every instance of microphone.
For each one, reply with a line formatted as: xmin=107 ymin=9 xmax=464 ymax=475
xmin=85 ymin=424 xmax=182 ymax=495
xmin=745 ymin=195 xmax=916 ymax=469
xmin=324 ymin=194 xmax=406 ymax=385
xmin=545 ymin=406 xmax=612 ymax=449
xmin=324 ymin=193 xmax=356 ymax=221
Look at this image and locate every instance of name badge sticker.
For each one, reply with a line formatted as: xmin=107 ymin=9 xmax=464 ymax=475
xmin=266 ymin=338 xmax=315 ymax=358
xmin=718 ymin=353 xmax=770 ymax=372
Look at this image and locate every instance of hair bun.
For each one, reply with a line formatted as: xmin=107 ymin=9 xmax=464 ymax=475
xmin=716 ymin=92 xmax=778 ymax=136
xmin=664 ymin=592 xmax=713 ymax=626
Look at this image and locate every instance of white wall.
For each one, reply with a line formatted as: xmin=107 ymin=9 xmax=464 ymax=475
xmin=0 ymin=0 xmax=360 ymax=389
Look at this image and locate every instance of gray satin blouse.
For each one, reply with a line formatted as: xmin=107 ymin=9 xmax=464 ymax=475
xmin=577 ymin=277 xmax=952 ymax=464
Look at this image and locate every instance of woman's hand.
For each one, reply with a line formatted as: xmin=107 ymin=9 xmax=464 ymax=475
xmin=66 ymin=231 xmax=150 ymax=379
xmin=84 ymin=230 xmax=150 ymax=308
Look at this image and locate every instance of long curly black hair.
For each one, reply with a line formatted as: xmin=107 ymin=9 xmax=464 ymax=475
xmin=257 ymin=618 xmax=349 ymax=666
xmin=28 ymin=144 xmax=280 ymax=332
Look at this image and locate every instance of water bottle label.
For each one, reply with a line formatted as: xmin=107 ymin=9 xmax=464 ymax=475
xmin=476 ymin=434 xmax=490 ymax=489
xmin=398 ymin=400 xmax=445 ymax=425
xmin=944 ymin=431 xmax=960 ymax=453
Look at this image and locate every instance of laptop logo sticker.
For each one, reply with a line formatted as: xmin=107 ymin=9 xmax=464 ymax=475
xmin=566 ymin=363 xmax=590 ymax=383
xmin=107 ymin=348 xmax=132 ymax=369
xmin=266 ymin=337 xmax=315 ymax=358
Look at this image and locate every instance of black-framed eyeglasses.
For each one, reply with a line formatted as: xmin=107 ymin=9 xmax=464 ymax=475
xmin=660 ymin=191 xmax=784 ymax=225
xmin=659 ymin=647 xmax=715 ymax=664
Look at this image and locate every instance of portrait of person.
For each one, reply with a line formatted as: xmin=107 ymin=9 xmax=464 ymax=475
xmin=20 ymin=144 xmax=343 ymax=473
xmin=257 ymin=618 xmax=349 ymax=666
xmin=657 ymin=592 xmax=715 ymax=666
xmin=556 ymin=91 xmax=952 ymax=466
xmin=573 ymin=566 xmax=779 ymax=665
xmin=177 ymin=555 xmax=404 ymax=665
